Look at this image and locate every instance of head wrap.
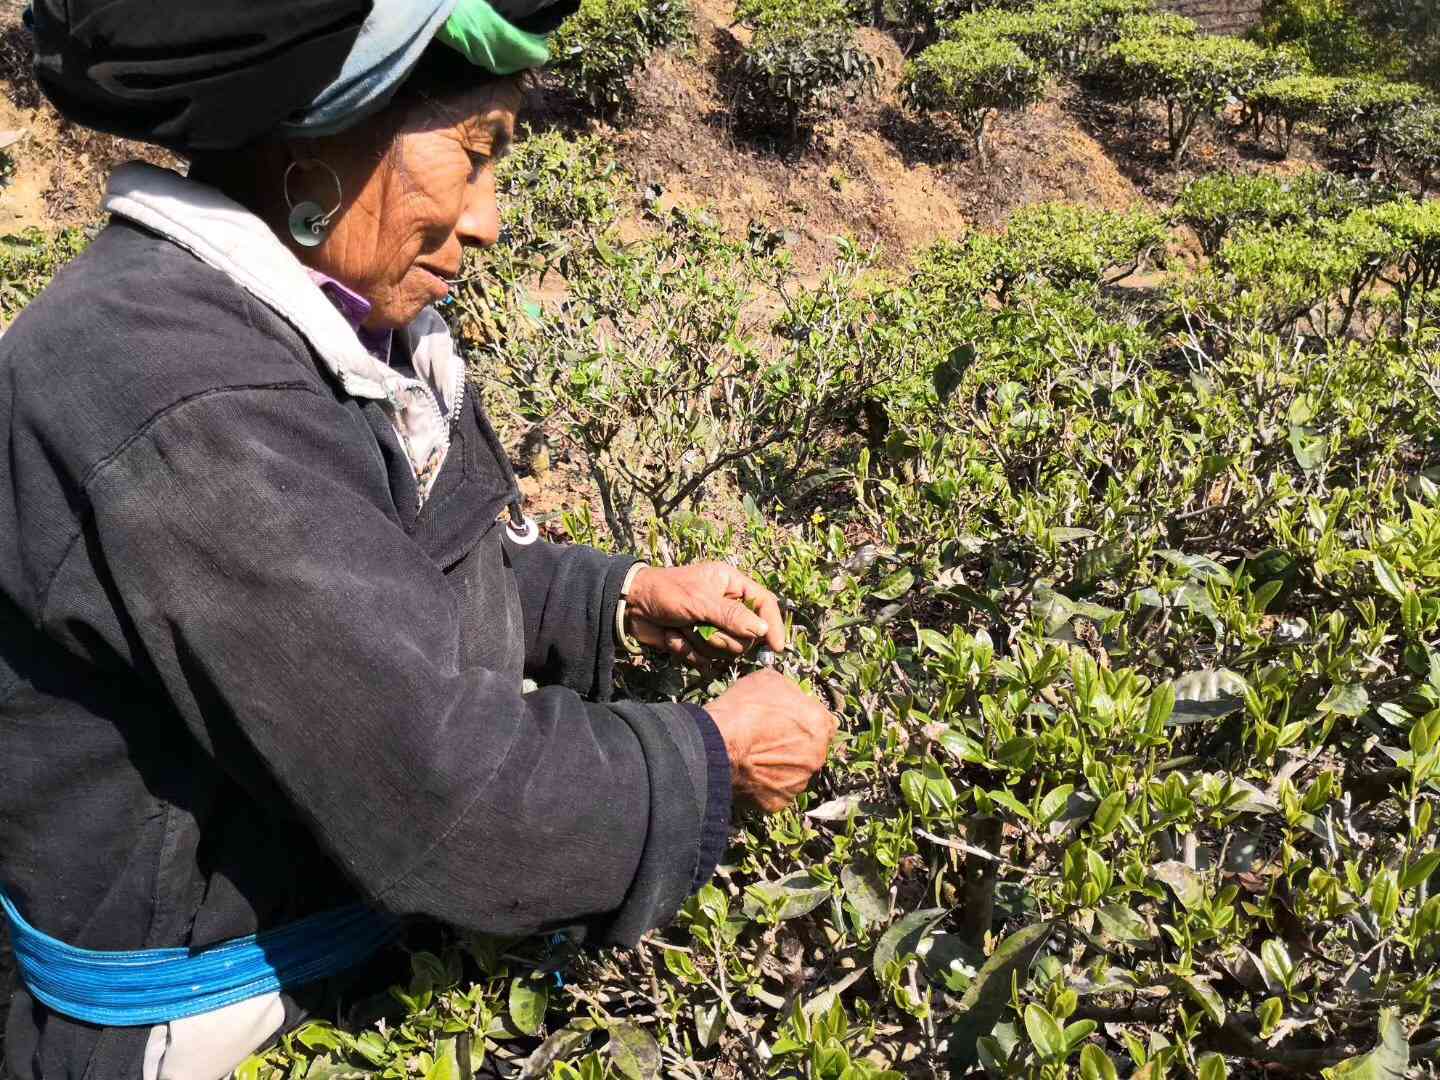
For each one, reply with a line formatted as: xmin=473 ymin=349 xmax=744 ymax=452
xmin=27 ymin=0 xmax=577 ymax=153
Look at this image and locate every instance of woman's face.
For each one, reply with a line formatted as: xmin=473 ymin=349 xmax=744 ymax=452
xmin=295 ymin=79 xmax=523 ymax=330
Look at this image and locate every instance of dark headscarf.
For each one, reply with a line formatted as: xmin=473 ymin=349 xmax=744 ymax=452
xmin=26 ymin=0 xmax=578 ymax=153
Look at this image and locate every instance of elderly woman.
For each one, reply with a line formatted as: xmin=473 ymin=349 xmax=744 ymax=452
xmin=0 ymin=2 xmax=836 ymax=1077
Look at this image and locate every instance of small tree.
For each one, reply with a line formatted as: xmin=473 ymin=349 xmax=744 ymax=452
xmin=1247 ymin=73 xmax=1343 ymax=154
xmin=549 ymin=0 xmax=691 ymax=114
xmin=1090 ymin=33 xmax=1276 ymax=164
xmin=1326 ymin=77 xmax=1433 ymax=163
xmin=1174 ymin=173 xmax=1304 ymax=255
xmin=1360 ymin=197 xmax=1440 ymax=326
xmin=1175 ymin=170 xmax=1393 ymax=256
xmin=1378 ymin=103 xmax=1440 ymax=196
xmin=734 ymin=0 xmax=877 ymax=137
xmin=901 ymin=34 xmax=1047 ymax=163
xmin=947 ymin=0 xmax=1156 ymax=75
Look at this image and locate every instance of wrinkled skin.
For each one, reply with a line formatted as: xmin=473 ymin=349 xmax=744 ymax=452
xmin=287 ymin=80 xmax=523 ymax=329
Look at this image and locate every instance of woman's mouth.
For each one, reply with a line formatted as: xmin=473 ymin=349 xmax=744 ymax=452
xmin=416 ymin=265 xmax=456 ymax=297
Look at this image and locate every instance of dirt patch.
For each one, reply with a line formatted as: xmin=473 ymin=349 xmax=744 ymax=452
xmin=602 ymin=12 xmax=1148 ymax=270
xmin=0 ymin=4 xmax=178 ymax=232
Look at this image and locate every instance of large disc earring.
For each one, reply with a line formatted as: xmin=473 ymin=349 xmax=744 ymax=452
xmin=283 ymin=159 xmax=343 ymax=248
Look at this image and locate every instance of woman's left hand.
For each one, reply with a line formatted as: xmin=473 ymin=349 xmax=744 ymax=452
xmin=626 ymin=562 xmax=786 ymax=668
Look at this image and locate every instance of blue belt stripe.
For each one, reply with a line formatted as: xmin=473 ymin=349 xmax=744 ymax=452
xmin=0 ymin=887 xmax=402 ymax=1027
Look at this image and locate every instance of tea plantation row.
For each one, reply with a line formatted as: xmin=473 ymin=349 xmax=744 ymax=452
xmin=151 ymin=126 xmax=1440 ymax=1077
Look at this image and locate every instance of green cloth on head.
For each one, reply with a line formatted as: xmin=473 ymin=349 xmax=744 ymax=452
xmin=435 ymin=0 xmax=552 ymax=74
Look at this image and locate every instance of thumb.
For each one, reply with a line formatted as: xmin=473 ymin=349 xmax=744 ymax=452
xmin=709 ymin=596 xmax=769 ymax=642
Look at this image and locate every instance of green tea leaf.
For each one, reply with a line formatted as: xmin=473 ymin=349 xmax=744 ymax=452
xmin=1095 ymin=902 xmax=1149 ymax=943
xmin=425 ymin=1039 xmax=461 ymax=1080
xmin=873 ymin=907 xmax=947 ymax=980
xmin=841 ymin=858 xmax=890 ymax=924
xmin=1173 ymin=974 xmax=1226 ymax=1026
xmin=946 ymin=921 xmax=1053 ymax=1068
xmin=1167 ymin=669 xmax=1247 ymax=725
xmin=1322 ymin=1009 xmax=1409 ymax=1079
xmin=1080 ymin=1044 xmax=1119 ymax=1080
xmin=1289 ymin=423 xmax=1328 ymax=471
xmin=872 ymin=567 xmax=915 ymax=602
xmin=520 ymin=1021 xmax=598 ymax=1079
xmin=1319 ymin=683 xmax=1369 ymax=717
xmin=1024 ymin=1003 xmax=1065 ymax=1059
xmin=1153 ymin=860 xmax=1205 ymax=909
xmin=1091 ymin=791 xmax=1127 ymax=836
xmin=509 ymin=974 xmax=549 ymax=1036
xmin=1401 ymin=851 xmax=1440 ymax=891
xmin=607 ymin=1021 xmax=661 ymax=1080
xmin=1373 ymin=557 xmax=1407 ymax=603
xmin=744 ymin=872 xmax=833 ymax=920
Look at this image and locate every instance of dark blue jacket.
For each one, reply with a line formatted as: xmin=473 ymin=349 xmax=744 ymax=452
xmin=0 ymin=218 xmax=727 ymax=1078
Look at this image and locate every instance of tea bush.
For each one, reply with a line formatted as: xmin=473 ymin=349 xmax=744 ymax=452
xmin=917 ymin=202 xmax=1168 ymax=300
xmin=1379 ymin=103 xmax=1440 ymax=196
xmin=734 ymin=0 xmax=877 ymax=136
xmin=942 ymin=0 xmax=1155 ymax=76
xmin=1327 ymin=76 xmax=1432 ymax=155
xmin=548 ymin=0 xmax=691 ymax=113
xmin=229 ymin=139 xmax=1440 ymax=1079
xmin=1247 ymin=73 xmax=1344 ymax=154
xmin=900 ymin=35 xmax=1047 ymax=162
xmin=1254 ymin=0 xmax=1396 ymax=76
xmin=7 ymin=30 xmax=1440 ymax=1080
xmin=1173 ymin=170 xmax=1390 ymax=255
xmin=1087 ymin=33 xmax=1282 ymax=162
xmin=0 ymin=228 xmax=90 ymax=325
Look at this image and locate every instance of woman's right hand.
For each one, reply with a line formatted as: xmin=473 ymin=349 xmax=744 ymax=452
xmin=706 ymin=669 xmax=838 ymax=813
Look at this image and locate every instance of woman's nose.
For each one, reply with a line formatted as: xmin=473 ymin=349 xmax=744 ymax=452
xmin=456 ymin=169 xmax=500 ymax=249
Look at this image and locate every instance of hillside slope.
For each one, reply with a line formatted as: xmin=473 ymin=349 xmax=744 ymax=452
xmin=0 ymin=0 xmax=1147 ymax=262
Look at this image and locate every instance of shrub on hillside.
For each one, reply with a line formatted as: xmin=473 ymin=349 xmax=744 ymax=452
xmin=0 ymin=229 xmax=90 ymax=325
xmin=1358 ymin=197 xmax=1440 ymax=326
xmin=1205 ymin=210 xmax=1396 ymax=337
xmin=900 ymin=35 xmax=1047 ymax=162
xmin=214 ymin=130 xmax=1440 ymax=1078
xmin=1174 ymin=170 xmax=1391 ymax=255
xmin=734 ymin=0 xmax=852 ymax=28
xmin=1378 ymin=103 xmax=1440 ymax=196
xmin=917 ymin=202 xmax=1167 ymax=300
xmin=1087 ymin=33 xmax=1287 ymax=163
xmin=1255 ymin=0 xmax=1398 ymax=76
xmin=1247 ymin=73 xmax=1344 ymax=154
xmin=945 ymin=0 xmax=1154 ymax=74
xmin=865 ymin=0 xmax=1022 ymax=41
xmin=1328 ymin=76 xmax=1433 ymax=161
xmin=549 ymin=0 xmax=690 ymax=113
xmin=1113 ymin=11 xmax=1198 ymax=40
xmin=734 ymin=0 xmax=876 ymax=136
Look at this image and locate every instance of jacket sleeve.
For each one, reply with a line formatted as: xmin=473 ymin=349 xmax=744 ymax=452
xmin=60 ymin=382 xmax=708 ymax=944
xmin=502 ymin=536 xmax=633 ymax=702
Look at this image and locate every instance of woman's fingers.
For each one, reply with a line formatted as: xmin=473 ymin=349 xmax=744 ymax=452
xmin=664 ymin=629 xmax=711 ymax=673
xmin=728 ymin=575 xmax=786 ymax=651
xmin=704 ymin=595 xmax=769 ymax=645
xmin=682 ymin=626 xmax=737 ymax=661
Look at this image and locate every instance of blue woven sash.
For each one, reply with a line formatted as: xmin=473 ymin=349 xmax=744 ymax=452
xmin=0 ymin=888 xmax=402 ymax=1027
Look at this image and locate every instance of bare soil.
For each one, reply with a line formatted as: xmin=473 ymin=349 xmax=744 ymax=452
xmin=0 ymin=0 xmax=1152 ymax=261
xmin=0 ymin=0 xmax=177 ymax=232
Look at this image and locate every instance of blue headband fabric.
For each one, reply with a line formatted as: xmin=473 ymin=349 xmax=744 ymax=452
xmin=280 ymin=0 xmax=458 ymax=139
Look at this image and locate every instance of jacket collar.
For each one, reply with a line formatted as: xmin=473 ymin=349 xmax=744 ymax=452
xmin=103 ymin=162 xmax=401 ymax=403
